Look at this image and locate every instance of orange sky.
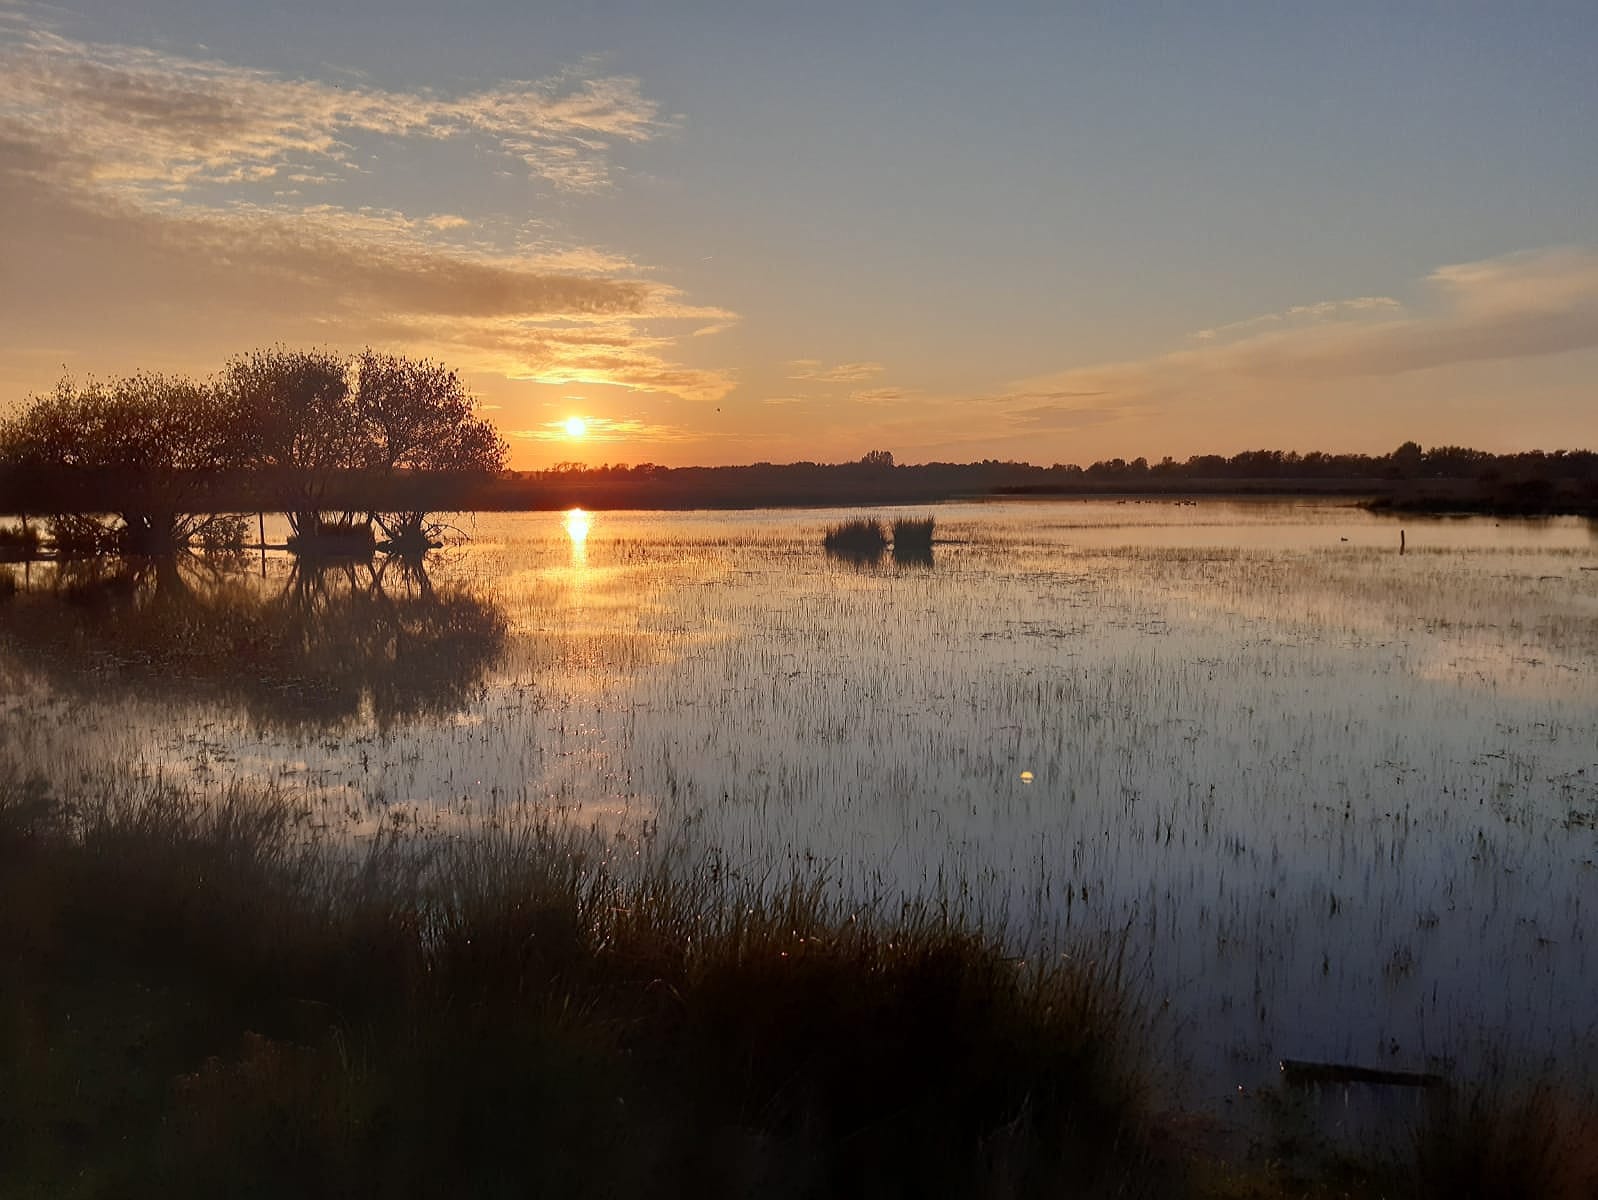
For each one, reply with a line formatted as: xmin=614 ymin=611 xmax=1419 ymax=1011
xmin=3 ymin=4 xmax=1596 ymax=468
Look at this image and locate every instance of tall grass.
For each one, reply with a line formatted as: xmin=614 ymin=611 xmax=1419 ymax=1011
xmin=0 ymin=768 xmax=1169 ymax=1199
xmin=891 ymin=515 xmax=935 ymax=565
xmin=890 ymin=515 xmax=934 ymax=549
xmin=822 ymin=516 xmax=888 ymax=562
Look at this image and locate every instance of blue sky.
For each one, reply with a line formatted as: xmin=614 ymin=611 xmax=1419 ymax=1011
xmin=3 ymin=0 xmax=1595 ymax=465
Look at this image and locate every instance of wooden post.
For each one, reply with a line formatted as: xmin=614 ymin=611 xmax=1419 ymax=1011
xmin=1399 ymin=528 xmax=1406 ymax=555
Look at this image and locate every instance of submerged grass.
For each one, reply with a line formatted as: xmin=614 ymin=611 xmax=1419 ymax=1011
xmin=0 ymin=768 xmax=1172 ymax=1199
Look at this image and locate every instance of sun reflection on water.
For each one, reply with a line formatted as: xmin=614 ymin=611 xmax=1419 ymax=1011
xmin=564 ymin=507 xmax=591 ymax=565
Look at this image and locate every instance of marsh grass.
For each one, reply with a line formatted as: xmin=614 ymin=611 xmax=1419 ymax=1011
xmin=891 ymin=515 xmax=935 ymax=550
xmin=0 ymin=769 xmax=1171 ymax=1199
xmin=823 ymin=516 xmax=888 ymax=563
xmin=891 ymin=515 xmax=935 ymax=566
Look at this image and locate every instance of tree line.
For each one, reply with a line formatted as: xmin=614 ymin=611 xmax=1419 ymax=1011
xmin=452 ymin=442 xmax=1598 ymax=515
xmin=0 ymin=348 xmax=507 ymax=556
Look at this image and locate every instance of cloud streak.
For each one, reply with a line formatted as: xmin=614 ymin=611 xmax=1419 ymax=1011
xmin=512 ymin=416 xmax=695 ymax=444
xmin=0 ymin=15 xmax=734 ymax=409
xmin=0 ymin=27 xmax=664 ymax=195
xmin=785 ymin=359 xmax=884 ymax=383
xmin=995 ymin=248 xmax=1598 ymax=431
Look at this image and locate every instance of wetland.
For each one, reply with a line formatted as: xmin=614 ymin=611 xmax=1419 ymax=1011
xmin=4 ymin=497 xmax=1597 ymax=1194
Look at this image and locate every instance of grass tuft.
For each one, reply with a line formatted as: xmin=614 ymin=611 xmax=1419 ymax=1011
xmin=822 ymin=516 xmax=888 ymax=566
xmin=891 ymin=515 xmax=935 ymax=564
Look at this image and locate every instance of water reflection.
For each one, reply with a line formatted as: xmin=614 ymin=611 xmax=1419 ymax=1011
xmin=892 ymin=542 xmax=934 ymax=568
xmin=824 ymin=541 xmax=883 ymax=567
xmin=564 ymin=507 xmax=591 ymax=549
xmin=0 ymin=554 xmax=507 ymax=731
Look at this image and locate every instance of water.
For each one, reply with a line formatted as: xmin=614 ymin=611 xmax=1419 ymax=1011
xmin=2 ymin=499 xmax=1596 ymax=1112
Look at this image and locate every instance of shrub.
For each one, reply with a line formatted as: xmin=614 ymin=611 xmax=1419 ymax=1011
xmin=0 ymin=522 xmax=42 ymax=562
xmin=47 ymin=514 xmax=121 ymax=558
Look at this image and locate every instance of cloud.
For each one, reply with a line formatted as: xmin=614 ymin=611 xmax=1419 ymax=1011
xmin=0 ymin=25 xmax=664 ymax=196
xmin=1191 ymin=295 xmax=1402 ymax=341
xmin=0 ymin=15 xmax=734 ymax=408
xmin=848 ymin=386 xmax=916 ymax=404
xmin=996 ymin=248 xmax=1598 ymax=428
xmin=511 ymin=416 xmax=695 ymax=444
xmin=785 ymin=359 xmax=884 ymax=383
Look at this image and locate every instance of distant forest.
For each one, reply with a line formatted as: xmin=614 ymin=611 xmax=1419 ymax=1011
xmin=5 ymin=440 xmax=1597 ymax=523
xmin=477 ymin=442 xmax=1598 ymax=514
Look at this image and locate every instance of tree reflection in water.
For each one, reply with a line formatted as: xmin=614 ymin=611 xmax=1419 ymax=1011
xmin=0 ymin=553 xmax=507 ymax=731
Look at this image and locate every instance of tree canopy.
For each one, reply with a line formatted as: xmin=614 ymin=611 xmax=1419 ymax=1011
xmin=0 ymin=348 xmax=509 ymax=555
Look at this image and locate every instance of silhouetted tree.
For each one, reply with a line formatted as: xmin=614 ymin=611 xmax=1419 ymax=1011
xmin=221 ymin=347 xmax=365 ymax=541
xmin=1391 ymin=440 xmax=1424 ymax=479
xmin=0 ymin=373 xmax=242 ymax=553
xmin=221 ymin=347 xmax=507 ymax=551
xmin=860 ymin=449 xmax=895 ymax=468
xmin=352 ymin=349 xmax=508 ymax=550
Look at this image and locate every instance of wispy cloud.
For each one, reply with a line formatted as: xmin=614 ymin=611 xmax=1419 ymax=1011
xmin=1190 ymin=295 xmax=1402 ymax=341
xmin=0 ymin=15 xmax=734 ymax=408
xmin=992 ymin=248 xmax=1598 ymax=431
xmin=849 ymin=386 xmax=915 ymax=404
xmin=511 ymin=416 xmax=695 ymax=444
xmin=0 ymin=26 xmax=664 ymax=195
xmin=785 ymin=359 xmax=884 ymax=383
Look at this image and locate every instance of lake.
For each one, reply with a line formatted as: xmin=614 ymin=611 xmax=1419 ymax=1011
xmin=2 ymin=498 xmax=1595 ymax=1114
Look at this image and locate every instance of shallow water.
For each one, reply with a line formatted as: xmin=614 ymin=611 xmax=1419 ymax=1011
xmin=3 ymin=499 xmax=1596 ymax=1109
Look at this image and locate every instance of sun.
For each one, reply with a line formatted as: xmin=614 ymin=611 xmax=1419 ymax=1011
xmin=564 ymin=416 xmax=587 ymax=439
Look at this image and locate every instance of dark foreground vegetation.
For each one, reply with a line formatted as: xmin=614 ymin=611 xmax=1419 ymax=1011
xmin=3 ymin=771 xmax=1595 ymax=1198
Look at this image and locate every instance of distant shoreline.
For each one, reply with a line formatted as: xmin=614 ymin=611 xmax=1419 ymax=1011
xmin=3 ymin=467 xmax=1595 ymax=521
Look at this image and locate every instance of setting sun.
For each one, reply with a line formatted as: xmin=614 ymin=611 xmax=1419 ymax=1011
xmin=564 ymin=416 xmax=587 ymax=439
